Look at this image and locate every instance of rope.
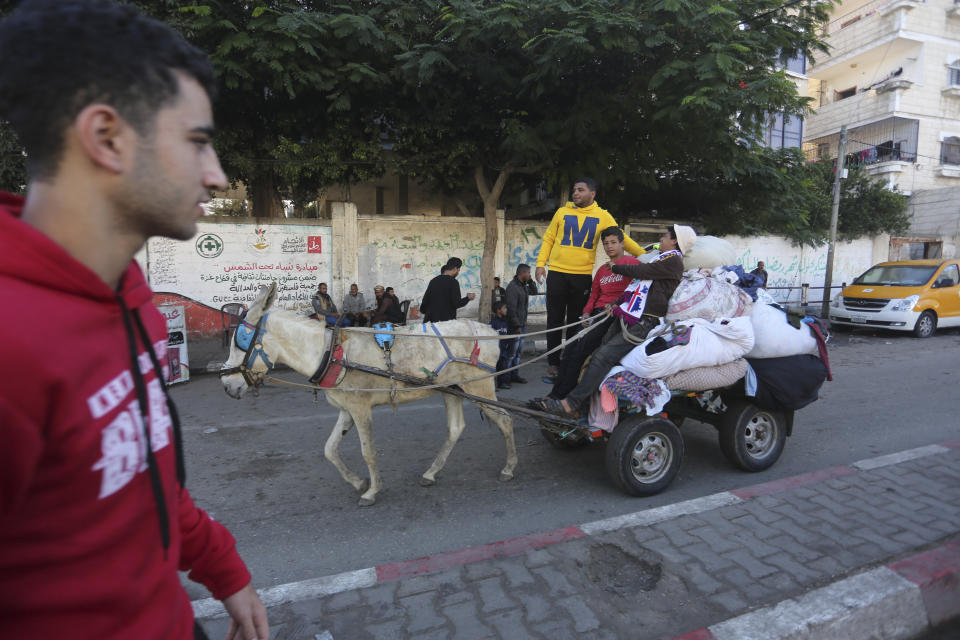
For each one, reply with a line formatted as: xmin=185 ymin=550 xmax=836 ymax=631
xmin=336 ymin=314 xmax=594 ymax=341
xmin=259 ymin=312 xmax=612 ymax=393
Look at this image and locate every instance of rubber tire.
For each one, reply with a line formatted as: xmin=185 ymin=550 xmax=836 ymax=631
xmin=913 ymin=310 xmax=937 ymax=339
xmin=605 ymin=416 xmax=683 ymax=497
xmin=718 ymin=401 xmax=786 ymax=472
xmin=540 ymin=425 xmax=590 ymax=449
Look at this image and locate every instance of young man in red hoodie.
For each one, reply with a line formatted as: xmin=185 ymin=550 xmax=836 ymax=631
xmin=0 ymin=2 xmax=268 ymax=639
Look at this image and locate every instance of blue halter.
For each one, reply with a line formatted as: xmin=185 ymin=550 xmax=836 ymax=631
xmin=228 ymin=312 xmax=275 ymax=377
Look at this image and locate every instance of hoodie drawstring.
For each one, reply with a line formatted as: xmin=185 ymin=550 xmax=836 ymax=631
xmin=117 ymin=294 xmax=172 ymax=553
xmin=132 ymin=311 xmax=186 ymax=489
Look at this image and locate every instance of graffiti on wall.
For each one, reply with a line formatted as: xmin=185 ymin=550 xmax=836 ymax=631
xmin=145 ymin=223 xmax=333 ymax=313
xmin=359 ymin=227 xmax=486 ymax=312
xmin=505 ymin=225 xmax=546 ymax=313
xmin=733 ymin=240 xmax=875 ymax=303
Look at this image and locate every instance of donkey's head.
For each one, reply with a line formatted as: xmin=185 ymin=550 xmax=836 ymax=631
xmin=220 ymin=282 xmax=280 ymax=399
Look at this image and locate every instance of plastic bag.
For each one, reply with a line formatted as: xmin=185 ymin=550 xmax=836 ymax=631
xmin=746 ymin=303 xmax=819 ymax=359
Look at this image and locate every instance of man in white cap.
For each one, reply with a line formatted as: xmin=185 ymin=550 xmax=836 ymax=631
xmin=538 ymin=225 xmax=696 ymax=418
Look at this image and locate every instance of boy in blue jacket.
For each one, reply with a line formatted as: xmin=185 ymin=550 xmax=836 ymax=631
xmin=490 ymin=301 xmax=512 ymax=389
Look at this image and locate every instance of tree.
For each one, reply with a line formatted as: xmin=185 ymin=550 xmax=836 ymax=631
xmin=696 ymin=152 xmax=909 ymax=245
xmin=154 ymin=1 xmax=402 ymax=217
xmin=388 ymin=0 xmax=835 ymax=313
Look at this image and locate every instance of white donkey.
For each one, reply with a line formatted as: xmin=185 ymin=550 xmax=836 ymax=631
xmin=220 ymin=283 xmax=517 ymax=506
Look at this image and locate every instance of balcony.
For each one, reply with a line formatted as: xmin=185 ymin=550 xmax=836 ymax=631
xmin=814 ymin=0 xmax=924 ymax=71
xmin=805 ymin=89 xmax=906 ymax=139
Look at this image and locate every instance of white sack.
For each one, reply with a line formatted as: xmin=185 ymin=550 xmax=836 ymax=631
xmin=620 ymin=317 xmax=755 ymax=379
xmin=746 ymin=303 xmax=819 ymax=359
xmin=682 ymin=236 xmax=737 ymax=270
xmin=666 ymin=270 xmax=754 ymax=323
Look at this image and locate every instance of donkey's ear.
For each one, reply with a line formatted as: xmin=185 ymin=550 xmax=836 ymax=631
xmin=245 ymin=282 xmax=278 ymax=323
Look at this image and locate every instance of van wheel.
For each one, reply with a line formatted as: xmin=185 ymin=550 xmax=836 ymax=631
xmin=913 ymin=310 xmax=937 ymax=338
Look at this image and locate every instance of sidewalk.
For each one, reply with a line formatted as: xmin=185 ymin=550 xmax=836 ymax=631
xmin=196 ymin=441 xmax=960 ymax=639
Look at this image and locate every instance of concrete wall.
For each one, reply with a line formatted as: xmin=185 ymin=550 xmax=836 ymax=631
xmin=140 ymin=208 xmax=891 ymax=336
xmin=723 ymin=235 xmax=888 ymax=304
xmin=903 ymin=186 xmax=960 ymax=257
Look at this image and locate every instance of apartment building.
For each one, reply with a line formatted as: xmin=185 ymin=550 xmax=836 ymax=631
xmin=803 ymin=0 xmax=960 ymax=258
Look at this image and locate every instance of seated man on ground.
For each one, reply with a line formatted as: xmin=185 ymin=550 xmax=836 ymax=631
xmin=538 ymin=225 xmax=696 ymax=418
xmin=371 ymin=285 xmax=404 ymax=324
xmin=546 ymin=226 xmax=639 ymax=401
xmin=311 ymin=282 xmax=349 ymax=326
xmin=342 ymin=282 xmax=369 ymax=326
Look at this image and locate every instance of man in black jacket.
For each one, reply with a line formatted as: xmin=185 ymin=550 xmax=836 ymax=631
xmin=540 ymin=225 xmax=696 ymax=417
xmin=419 ymin=257 xmax=475 ymax=322
xmin=500 ymin=264 xmax=532 ymax=387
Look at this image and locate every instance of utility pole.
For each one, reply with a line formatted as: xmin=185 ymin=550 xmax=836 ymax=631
xmin=821 ymin=125 xmax=848 ymax=318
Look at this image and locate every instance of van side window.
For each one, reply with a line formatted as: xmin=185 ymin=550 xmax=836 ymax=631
xmin=938 ymin=264 xmax=959 ymax=287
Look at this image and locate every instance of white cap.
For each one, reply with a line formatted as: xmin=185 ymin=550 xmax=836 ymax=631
xmin=673 ymin=224 xmax=697 ymax=254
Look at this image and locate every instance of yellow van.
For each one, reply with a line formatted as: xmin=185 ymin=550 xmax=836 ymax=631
xmin=829 ymin=259 xmax=960 ymax=338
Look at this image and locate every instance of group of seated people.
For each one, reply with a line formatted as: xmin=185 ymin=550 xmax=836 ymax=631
xmin=310 ymin=282 xmax=404 ymax=327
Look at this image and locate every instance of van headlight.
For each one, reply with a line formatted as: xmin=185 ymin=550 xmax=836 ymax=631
xmin=831 ymin=292 xmax=842 ymax=307
xmin=889 ymin=295 xmax=919 ymax=311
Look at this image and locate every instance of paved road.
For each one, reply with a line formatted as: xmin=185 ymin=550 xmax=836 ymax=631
xmin=173 ymin=326 xmax=960 ymax=600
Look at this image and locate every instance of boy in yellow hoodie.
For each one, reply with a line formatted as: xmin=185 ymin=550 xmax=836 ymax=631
xmin=535 ymin=178 xmax=645 ymax=378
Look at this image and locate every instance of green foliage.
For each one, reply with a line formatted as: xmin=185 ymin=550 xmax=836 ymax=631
xmin=692 ymin=152 xmax=909 ymax=246
xmin=388 ymin=0 xmax=836 ymax=212
xmin=207 ymin=198 xmax=249 ymax=217
xmin=148 ymin=1 xmax=405 ymax=216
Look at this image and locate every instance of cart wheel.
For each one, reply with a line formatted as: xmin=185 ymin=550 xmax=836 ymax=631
xmin=718 ymin=401 xmax=786 ymax=472
xmin=540 ymin=425 xmax=590 ymax=449
xmin=605 ymin=416 xmax=683 ymax=496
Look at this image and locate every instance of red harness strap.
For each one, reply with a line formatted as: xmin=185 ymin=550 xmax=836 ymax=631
xmin=319 ymin=345 xmax=344 ymax=388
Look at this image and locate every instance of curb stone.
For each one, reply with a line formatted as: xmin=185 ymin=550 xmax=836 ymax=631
xmin=194 ymin=441 xmax=960 ymax=639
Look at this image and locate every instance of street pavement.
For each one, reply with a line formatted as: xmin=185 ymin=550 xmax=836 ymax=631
xmin=196 ymin=441 xmax=960 ymax=639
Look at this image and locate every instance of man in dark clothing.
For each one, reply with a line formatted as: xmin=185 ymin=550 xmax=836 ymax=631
xmin=491 ymin=277 xmax=506 ymax=318
xmin=371 ymin=285 xmax=404 ymax=324
xmin=419 ymin=257 xmax=476 ymax=322
xmin=751 ymin=261 xmax=769 ymax=287
xmin=541 ymin=225 xmax=696 ymax=417
xmin=501 ymin=264 xmax=532 ymax=387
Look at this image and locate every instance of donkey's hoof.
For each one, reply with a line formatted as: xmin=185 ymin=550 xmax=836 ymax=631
xmin=499 ymin=470 xmax=515 ymax=482
xmin=358 ymin=496 xmax=376 ymax=507
xmin=354 ymin=478 xmax=370 ymax=493
xmin=419 ymin=476 xmax=436 ymax=487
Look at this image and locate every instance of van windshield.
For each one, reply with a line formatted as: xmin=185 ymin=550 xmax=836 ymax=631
xmin=853 ymin=265 xmax=937 ymax=287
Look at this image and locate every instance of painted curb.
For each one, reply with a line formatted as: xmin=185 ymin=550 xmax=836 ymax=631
xmin=193 ymin=440 xmax=960 ymax=632
xmin=676 ymin=540 xmax=960 ymax=640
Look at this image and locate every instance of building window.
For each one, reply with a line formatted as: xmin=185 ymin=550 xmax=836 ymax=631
xmin=835 ymin=86 xmax=857 ymax=101
xmin=817 ymin=142 xmax=830 ymax=159
xmin=941 ymin=136 xmax=960 ymax=166
xmin=949 ymin=59 xmax=960 ymax=86
xmin=764 ymin=112 xmax=803 ymax=149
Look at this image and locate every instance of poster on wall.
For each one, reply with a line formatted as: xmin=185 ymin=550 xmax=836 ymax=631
xmin=158 ymin=305 xmax=189 ymax=385
xmin=146 ymin=222 xmax=333 ymax=313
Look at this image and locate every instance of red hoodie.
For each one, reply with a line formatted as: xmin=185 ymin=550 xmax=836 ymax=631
xmin=0 ymin=192 xmax=250 ymax=639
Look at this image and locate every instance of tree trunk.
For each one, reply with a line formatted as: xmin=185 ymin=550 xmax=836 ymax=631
xmin=475 ymin=166 xmax=511 ymax=323
xmin=249 ymin=173 xmax=285 ymax=218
